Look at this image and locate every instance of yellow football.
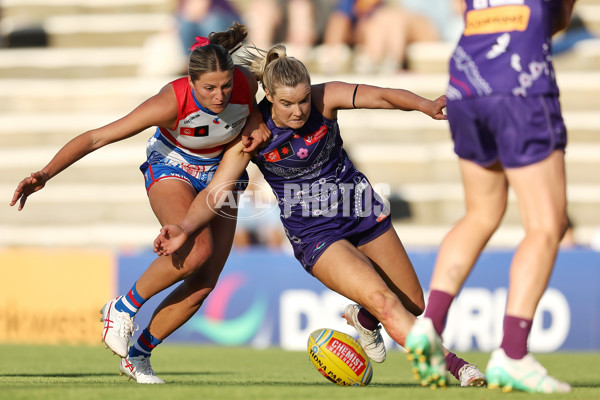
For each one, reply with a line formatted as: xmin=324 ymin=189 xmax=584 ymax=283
xmin=307 ymin=328 xmax=373 ymax=386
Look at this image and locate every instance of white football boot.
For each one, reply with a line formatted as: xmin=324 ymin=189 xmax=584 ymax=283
xmin=100 ymin=296 xmax=136 ymax=358
xmin=405 ymin=318 xmax=447 ymax=388
xmin=342 ymin=304 xmax=386 ymax=363
xmin=120 ymin=355 xmax=165 ymax=384
xmin=486 ymin=348 xmax=571 ymax=393
xmin=458 ymin=363 xmax=487 ymax=387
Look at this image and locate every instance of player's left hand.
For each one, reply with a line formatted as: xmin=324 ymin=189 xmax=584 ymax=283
xmin=427 ymin=95 xmax=447 ymax=121
xmin=153 ymin=224 xmax=188 ymax=256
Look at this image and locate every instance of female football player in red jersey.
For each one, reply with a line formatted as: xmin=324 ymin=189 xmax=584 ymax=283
xmin=10 ymin=23 xmax=268 ymax=384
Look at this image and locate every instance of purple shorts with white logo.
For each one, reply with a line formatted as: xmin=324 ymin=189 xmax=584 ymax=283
xmin=281 ymin=173 xmax=392 ymax=275
xmin=447 ymin=95 xmax=567 ymax=168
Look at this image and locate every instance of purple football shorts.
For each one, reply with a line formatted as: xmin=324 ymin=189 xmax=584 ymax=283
xmin=292 ymin=215 xmax=392 ymax=276
xmin=282 ymin=176 xmax=393 ymax=275
xmin=447 ymin=95 xmax=567 ymax=168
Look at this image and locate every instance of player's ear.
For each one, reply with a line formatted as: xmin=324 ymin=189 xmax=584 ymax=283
xmin=188 ymin=76 xmax=194 ymax=89
xmin=265 ymin=88 xmax=273 ymax=103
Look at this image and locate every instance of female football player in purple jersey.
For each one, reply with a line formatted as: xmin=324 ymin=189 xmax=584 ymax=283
xmin=409 ymin=0 xmax=577 ymax=393
xmin=10 ymin=23 xmax=270 ymax=384
xmin=153 ymin=44 xmax=487 ymax=388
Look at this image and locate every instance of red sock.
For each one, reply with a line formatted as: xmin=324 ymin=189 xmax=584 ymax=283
xmin=423 ymin=290 xmax=454 ymax=336
xmin=500 ymin=315 xmax=532 ymax=360
xmin=357 ymin=307 xmax=380 ymax=331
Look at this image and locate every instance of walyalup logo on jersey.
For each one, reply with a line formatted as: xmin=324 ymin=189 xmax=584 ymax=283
xmin=265 ymin=142 xmax=295 ymax=162
xmin=180 ymin=125 xmax=209 ymax=137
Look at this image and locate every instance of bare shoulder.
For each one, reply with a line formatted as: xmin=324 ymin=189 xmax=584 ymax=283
xmin=320 ymin=81 xmax=359 ymax=111
xmin=129 ymin=82 xmax=178 ymax=128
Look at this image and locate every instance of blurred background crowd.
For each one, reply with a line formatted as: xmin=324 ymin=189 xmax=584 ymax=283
xmin=4 ymin=0 xmax=597 ymax=75
xmin=1 ymin=0 xmax=600 ymax=252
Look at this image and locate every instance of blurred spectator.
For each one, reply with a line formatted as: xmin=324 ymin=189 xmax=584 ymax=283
xmin=553 ymin=12 xmax=597 ymax=55
xmin=397 ymin=0 xmax=464 ymax=44
xmin=244 ymin=0 xmax=336 ymax=63
xmin=317 ymin=0 xmax=440 ymax=74
xmin=175 ymin=0 xmax=242 ymax=56
xmin=139 ymin=0 xmax=241 ymax=77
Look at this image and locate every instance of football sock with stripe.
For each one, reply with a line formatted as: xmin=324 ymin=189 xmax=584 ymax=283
xmin=423 ymin=289 xmax=455 ymax=336
xmin=115 ymin=283 xmax=147 ymax=317
xmin=500 ymin=315 xmax=532 ymax=360
xmin=129 ymin=328 xmax=162 ymax=358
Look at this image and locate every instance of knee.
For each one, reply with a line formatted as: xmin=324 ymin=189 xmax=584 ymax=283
xmin=173 ymin=239 xmax=213 ymax=278
xmin=466 ymin=205 xmax=505 ymax=234
xmin=529 ymin=212 xmax=570 ymax=246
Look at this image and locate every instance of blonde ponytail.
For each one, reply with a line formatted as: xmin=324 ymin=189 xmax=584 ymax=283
xmin=239 ymin=44 xmax=310 ymax=95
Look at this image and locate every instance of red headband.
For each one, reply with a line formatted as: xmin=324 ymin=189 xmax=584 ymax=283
xmin=191 ymin=36 xmax=210 ymax=51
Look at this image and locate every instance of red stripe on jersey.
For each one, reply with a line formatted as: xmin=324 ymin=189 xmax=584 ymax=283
xmin=159 ymin=129 xmax=224 ymax=155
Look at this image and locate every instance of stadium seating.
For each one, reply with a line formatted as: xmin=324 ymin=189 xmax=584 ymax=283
xmin=1 ymin=0 xmax=599 ymax=249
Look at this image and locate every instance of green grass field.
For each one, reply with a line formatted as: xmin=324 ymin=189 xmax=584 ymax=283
xmin=0 ymin=344 xmax=598 ymax=400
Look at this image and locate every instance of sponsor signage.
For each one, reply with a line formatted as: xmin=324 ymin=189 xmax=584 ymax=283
xmin=118 ymin=248 xmax=600 ymax=351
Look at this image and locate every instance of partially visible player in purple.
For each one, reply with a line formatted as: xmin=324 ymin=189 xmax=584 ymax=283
xmin=153 ymin=44 xmax=486 ymax=388
xmin=10 ymin=23 xmax=270 ymax=384
xmin=407 ymin=0 xmax=576 ymax=394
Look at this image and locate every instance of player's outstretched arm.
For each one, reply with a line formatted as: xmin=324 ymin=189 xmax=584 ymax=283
xmin=321 ymin=81 xmax=447 ymax=120
xmin=10 ymin=85 xmax=177 ymax=211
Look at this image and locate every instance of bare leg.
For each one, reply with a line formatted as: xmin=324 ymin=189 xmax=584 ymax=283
xmin=135 ymin=179 xmax=238 ymax=339
xmin=358 ymin=227 xmax=424 ymax=316
xmin=429 ymin=159 xmax=508 ymax=295
xmin=148 ymin=208 xmax=237 ymax=339
xmin=504 ymin=150 xmax=567 ymax=318
xmin=312 ymin=240 xmax=417 ymax=346
xmin=133 ymin=179 xmax=213 ymax=299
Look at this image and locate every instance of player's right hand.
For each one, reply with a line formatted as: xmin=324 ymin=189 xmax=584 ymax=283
xmin=10 ymin=171 xmax=49 ymax=211
xmin=153 ymin=224 xmax=188 ymax=256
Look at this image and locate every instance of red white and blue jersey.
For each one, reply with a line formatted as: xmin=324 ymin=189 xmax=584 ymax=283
xmin=147 ymin=67 xmax=252 ymax=166
xmin=447 ymin=0 xmax=562 ymax=100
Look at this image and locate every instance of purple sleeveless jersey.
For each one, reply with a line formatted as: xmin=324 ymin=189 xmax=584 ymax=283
xmin=253 ymin=97 xmax=391 ymax=273
xmin=447 ymin=0 xmax=562 ymax=100
xmin=446 ymin=0 xmax=567 ymax=168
